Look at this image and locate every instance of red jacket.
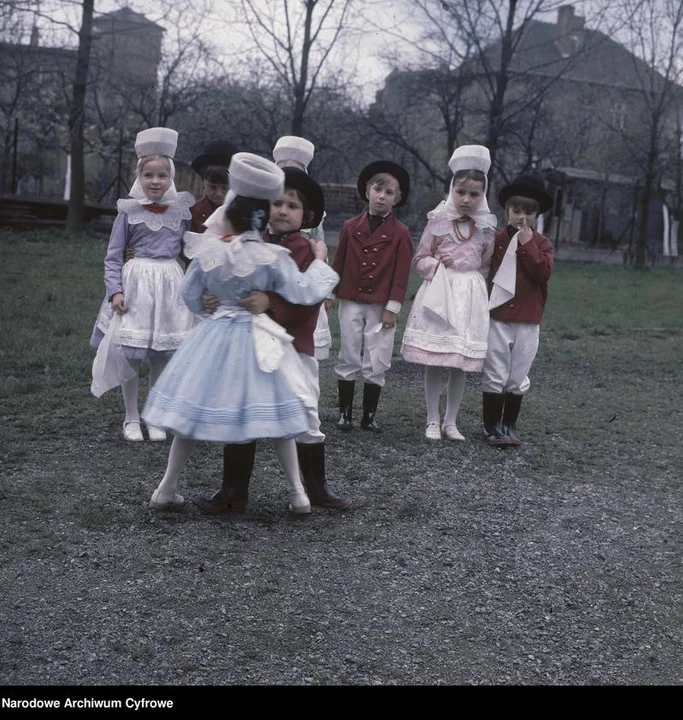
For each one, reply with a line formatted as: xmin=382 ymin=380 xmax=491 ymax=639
xmin=190 ymin=196 xmax=219 ymax=233
xmin=488 ymin=225 xmax=553 ymax=324
xmin=331 ymin=212 xmax=413 ymax=307
xmin=265 ymin=231 xmax=320 ymax=357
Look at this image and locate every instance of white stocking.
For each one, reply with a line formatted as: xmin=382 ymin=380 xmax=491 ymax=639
xmin=121 ymin=360 xmax=141 ymax=423
xmin=443 ymin=369 xmax=466 ymax=427
xmin=154 ymin=436 xmax=195 ymax=498
xmin=273 ymin=439 xmax=310 ymax=511
xmin=424 ymin=366 xmax=442 ymax=424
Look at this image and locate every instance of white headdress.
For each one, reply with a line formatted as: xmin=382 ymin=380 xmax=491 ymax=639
xmin=272 ymin=136 xmax=315 ymax=171
xmin=118 ymin=126 xmax=194 ymax=229
xmin=428 ymin=144 xmax=496 ymax=230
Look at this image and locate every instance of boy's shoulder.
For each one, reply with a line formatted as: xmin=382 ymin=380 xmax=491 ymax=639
xmin=342 ymin=211 xmax=368 ymax=229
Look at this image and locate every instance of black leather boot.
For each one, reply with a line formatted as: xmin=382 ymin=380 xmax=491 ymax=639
xmin=297 ymin=443 xmax=354 ymax=510
xmin=337 ymin=379 xmax=355 ymax=431
xmin=482 ymin=392 xmax=507 ymax=446
xmin=501 ymin=393 xmax=523 ymax=446
xmin=193 ymin=441 xmax=256 ymax=514
xmin=361 ymin=382 xmax=382 ymax=432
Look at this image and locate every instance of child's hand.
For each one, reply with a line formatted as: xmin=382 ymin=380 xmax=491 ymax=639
xmin=324 ymin=298 xmax=334 ymax=311
xmin=237 ymin=291 xmax=270 ymax=314
xmin=202 ymin=291 xmax=220 ymax=314
xmin=311 ymin=239 xmax=328 ymax=261
xmin=112 ymin=293 xmax=127 ymax=314
xmin=441 ymin=255 xmax=454 ymax=268
xmin=518 ymin=216 xmax=533 ymax=245
xmin=381 ymin=310 xmax=396 ymax=329
xmin=123 ymin=247 xmax=135 ymax=263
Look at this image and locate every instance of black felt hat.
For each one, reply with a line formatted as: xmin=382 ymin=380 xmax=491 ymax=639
xmin=282 ymin=167 xmax=325 ymax=229
xmin=191 ymin=139 xmax=239 ymax=175
xmin=357 ymin=160 xmax=410 ymax=208
xmin=498 ymin=174 xmax=553 ymax=214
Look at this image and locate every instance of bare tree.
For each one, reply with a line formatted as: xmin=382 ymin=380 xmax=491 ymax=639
xmin=613 ymin=0 xmax=683 ymax=267
xmin=235 ymin=0 xmax=355 ymax=135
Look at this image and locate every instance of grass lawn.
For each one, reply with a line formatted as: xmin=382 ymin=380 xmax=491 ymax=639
xmin=0 ymin=229 xmax=681 ymax=685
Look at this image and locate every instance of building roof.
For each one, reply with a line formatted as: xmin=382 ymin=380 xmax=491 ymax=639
xmin=93 ymin=6 xmax=164 ymax=34
xmin=478 ymin=18 xmax=671 ymax=93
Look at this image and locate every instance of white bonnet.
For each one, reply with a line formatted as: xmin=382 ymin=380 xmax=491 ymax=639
xmin=272 ymin=136 xmax=315 ymax=169
xmin=135 ymin=127 xmax=178 ymax=159
xmin=448 ymin=145 xmax=491 ymax=175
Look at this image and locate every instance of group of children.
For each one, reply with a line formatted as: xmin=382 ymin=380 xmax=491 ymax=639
xmin=90 ymin=127 xmax=554 ymax=514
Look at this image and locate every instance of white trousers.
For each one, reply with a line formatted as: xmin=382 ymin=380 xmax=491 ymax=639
xmin=481 ymin=319 xmax=539 ymax=394
xmin=334 ymin=300 xmax=395 ymax=387
xmin=296 ymin=353 xmax=325 ymax=444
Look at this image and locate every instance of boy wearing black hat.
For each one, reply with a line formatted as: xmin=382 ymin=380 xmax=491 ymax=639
xmin=482 ymin=174 xmax=554 ymax=447
xmin=190 ymin=139 xmax=238 ymax=232
xmin=194 ymin=167 xmax=353 ymax=513
xmin=331 ymin=160 xmax=413 ymax=433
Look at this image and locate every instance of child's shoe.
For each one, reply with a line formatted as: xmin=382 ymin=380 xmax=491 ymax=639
xmin=123 ymin=421 xmax=144 ymax=442
xmin=147 ymin=426 xmax=167 ymax=442
xmin=288 ymin=490 xmax=312 ymax=515
xmin=442 ymin=424 xmax=465 ymax=442
xmin=149 ymin=488 xmax=185 ymax=510
xmin=425 ymin=422 xmax=441 ymax=441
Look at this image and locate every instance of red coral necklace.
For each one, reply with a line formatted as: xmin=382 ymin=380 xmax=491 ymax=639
xmin=453 ymin=217 xmax=475 ymax=243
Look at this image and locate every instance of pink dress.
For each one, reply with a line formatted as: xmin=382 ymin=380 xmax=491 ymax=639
xmin=401 ymin=216 xmax=494 ymax=371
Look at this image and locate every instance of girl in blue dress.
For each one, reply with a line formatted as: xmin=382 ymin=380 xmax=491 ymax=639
xmin=142 ymin=153 xmax=339 ymax=514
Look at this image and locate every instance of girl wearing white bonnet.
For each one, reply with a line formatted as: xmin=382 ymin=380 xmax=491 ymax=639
xmin=90 ymin=127 xmax=196 ymax=443
xmin=401 ymin=144 xmax=497 ymax=442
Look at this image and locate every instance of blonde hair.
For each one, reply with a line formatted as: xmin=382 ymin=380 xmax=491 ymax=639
xmin=366 ymin=172 xmax=401 ymax=202
xmin=137 ymin=154 xmax=172 ymax=174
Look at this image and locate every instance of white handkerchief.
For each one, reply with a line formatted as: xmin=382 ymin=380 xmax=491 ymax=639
xmin=489 ymin=233 xmax=518 ymax=310
xmin=366 ymin=323 xmax=393 ymax=376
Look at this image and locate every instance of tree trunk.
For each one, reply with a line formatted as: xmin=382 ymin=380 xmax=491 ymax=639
xmin=66 ymin=0 xmax=94 ymax=235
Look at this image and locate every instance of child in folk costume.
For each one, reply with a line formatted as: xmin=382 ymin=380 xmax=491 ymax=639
xmin=482 ymin=174 xmax=554 ymax=447
xmin=142 ymin=153 xmax=339 ymax=514
xmin=401 ymin=145 xmax=496 ymax=441
xmin=90 ymin=127 xmax=196 ymax=442
xmin=193 ymin=166 xmax=353 ymax=514
xmin=331 ymin=160 xmax=413 ymax=433
xmin=190 ymin=139 xmax=238 ymax=233
xmin=272 ymin=135 xmax=333 ymax=361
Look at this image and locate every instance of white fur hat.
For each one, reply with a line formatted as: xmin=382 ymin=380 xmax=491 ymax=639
xmin=448 ymin=145 xmax=491 ymax=175
xmin=272 ymin=136 xmax=315 ymax=169
xmin=229 ymin=152 xmax=284 ymax=200
xmin=135 ymin=127 xmax=178 ymax=159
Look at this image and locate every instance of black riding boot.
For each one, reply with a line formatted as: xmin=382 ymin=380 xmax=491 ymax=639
xmin=193 ymin=441 xmax=256 ymax=514
xmin=482 ymin=392 xmax=506 ymax=446
xmin=297 ymin=442 xmax=354 ymax=510
xmin=501 ymin=393 xmax=523 ymax=445
xmin=361 ymin=382 xmax=382 ymax=432
xmin=337 ymin=379 xmax=355 ymax=431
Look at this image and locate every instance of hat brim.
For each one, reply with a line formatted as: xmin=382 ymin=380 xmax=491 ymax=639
xmin=282 ymin=168 xmax=325 ymax=229
xmin=499 ymin=183 xmax=553 ymax=214
xmin=192 ymin=152 xmax=234 ymax=175
xmin=357 ymin=161 xmax=410 ymax=208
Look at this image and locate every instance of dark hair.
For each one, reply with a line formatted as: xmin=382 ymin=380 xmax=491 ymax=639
xmin=225 ymin=196 xmax=271 ymax=234
xmin=284 ymin=186 xmax=310 ymax=217
xmin=453 ymin=169 xmax=486 ymax=188
xmin=202 ymin=165 xmax=229 ymax=184
xmin=505 ymin=195 xmax=539 ymax=215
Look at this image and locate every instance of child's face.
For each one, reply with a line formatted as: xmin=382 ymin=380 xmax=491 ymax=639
xmin=139 ymin=158 xmax=171 ymax=201
xmin=507 ymin=204 xmax=538 ymax=230
xmin=367 ymin=178 xmax=400 ymax=215
xmin=270 ymin=189 xmax=308 ymax=235
xmin=451 ymin=178 xmax=484 ymax=216
xmin=203 ymin=178 xmax=228 ymax=207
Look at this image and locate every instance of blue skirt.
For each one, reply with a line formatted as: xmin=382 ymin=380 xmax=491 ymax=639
xmin=141 ymin=314 xmax=309 ymax=443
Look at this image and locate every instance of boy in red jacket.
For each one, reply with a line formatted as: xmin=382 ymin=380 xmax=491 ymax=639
xmin=331 ymin=160 xmax=413 ymax=433
xmin=482 ymin=174 xmax=554 ymax=446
